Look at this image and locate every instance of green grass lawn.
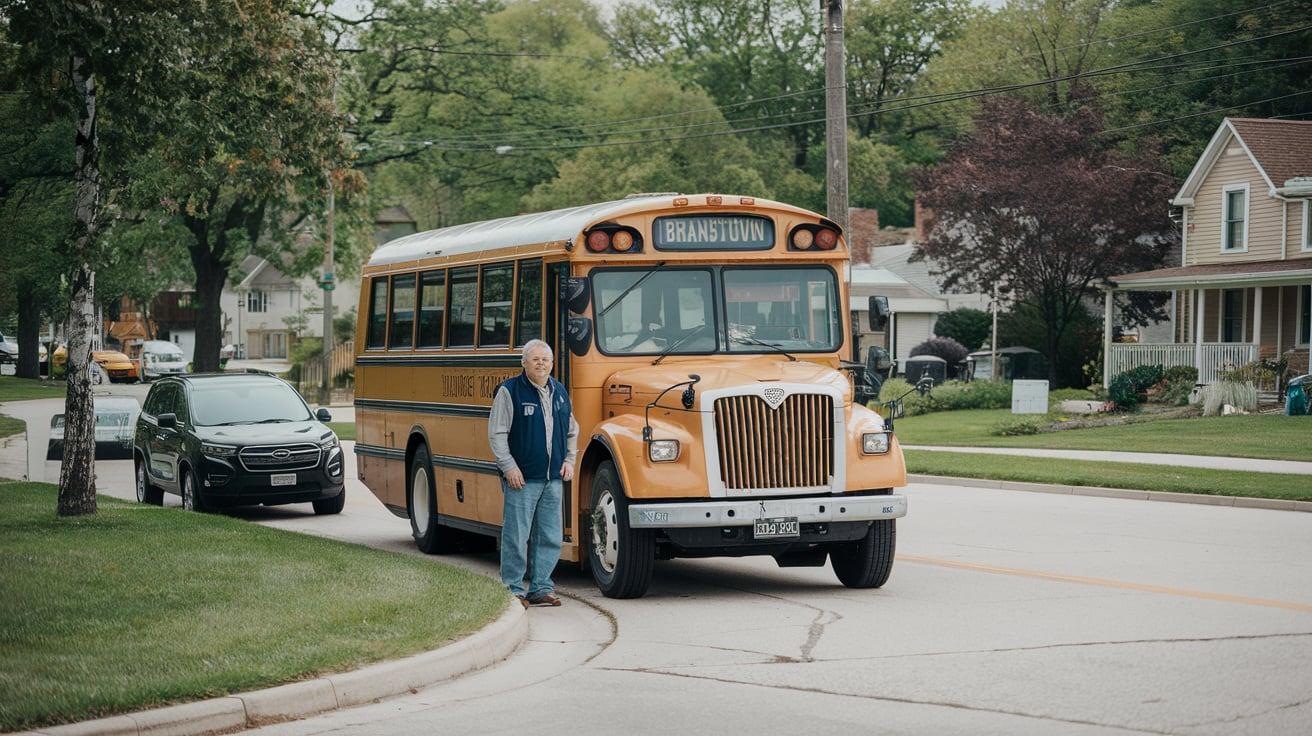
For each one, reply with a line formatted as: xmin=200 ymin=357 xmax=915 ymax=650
xmin=892 ymin=408 xmax=1310 ymax=462
xmin=0 ymin=482 xmax=509 ymax=732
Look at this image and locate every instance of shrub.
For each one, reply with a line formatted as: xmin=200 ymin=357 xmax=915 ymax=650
xmin=909 ymin=336 xmax=969 ymax=365
xmin=992 ymin=416 xmax=1044 ymax=436
xmin=1163 ymin=365 xmax=1198 ymax=384
xmin=927 ymin=380 xmax=1013 ymax=411
xmin=1109 ymin=364 xmax=1165 ymax=411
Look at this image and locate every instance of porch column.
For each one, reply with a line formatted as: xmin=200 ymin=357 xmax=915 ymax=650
xmin=1194 ymin=288 xmax=1205 ymax=381
xmin=1102 ymin=288 xmax=1113 ymax=389
xmin=1253 ymin=286 xmax=1263 ymax=358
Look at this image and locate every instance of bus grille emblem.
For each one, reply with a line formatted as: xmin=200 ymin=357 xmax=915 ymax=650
xmin=762 ymin=388 xmax=786 ymax=409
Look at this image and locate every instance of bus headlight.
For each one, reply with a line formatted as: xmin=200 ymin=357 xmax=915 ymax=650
xmin=862 ymin=432 xmax=891 ymax=455
xmin=648 ymin=440 xmax=680 ymax=463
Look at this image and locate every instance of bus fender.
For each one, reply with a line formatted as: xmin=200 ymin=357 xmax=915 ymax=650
xmin=583 ymin=414 xmax=703 ymax=502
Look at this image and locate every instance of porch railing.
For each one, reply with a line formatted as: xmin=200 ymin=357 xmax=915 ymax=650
xmin=1107 ymin=342 xmax=1257 ymax=384
xmin=300 ymin=339 xmax=356 ymax=392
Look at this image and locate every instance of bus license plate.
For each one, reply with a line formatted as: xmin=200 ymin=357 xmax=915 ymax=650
xmin=271 ymin=473 xmax=296 ymax=487
xmin=754 ymin=517 xmax=799 ymax=539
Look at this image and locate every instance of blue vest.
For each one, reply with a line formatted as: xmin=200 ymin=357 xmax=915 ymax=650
xmin=499 ymin=372 xmax=572 ymax=481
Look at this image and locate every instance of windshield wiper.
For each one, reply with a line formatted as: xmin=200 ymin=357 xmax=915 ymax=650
xmin=255 ymin=418 xmax=293 ymax=424
xmin=653 ymin=324 xmax=709 ymax=365
xmin=595 ymin=262 xmax=667 ymax=320
xmin=730 ymin=334 xmax=796 ymax=361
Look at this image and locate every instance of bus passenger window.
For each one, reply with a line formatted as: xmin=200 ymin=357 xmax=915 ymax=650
xmin=515 ymin=259 xmax=543 ymax=347
xmin=388 ymin=273 xmax=416 ymax=349
xmin=417 ymin=270 xmax=445 ymax=349
xmin=480 ymin=262 xmax=513 ymax=347
xmin=446 ymin=267 xmax=477 ymax=348
xmin=366 ymin=278 xmax=389 ymax=349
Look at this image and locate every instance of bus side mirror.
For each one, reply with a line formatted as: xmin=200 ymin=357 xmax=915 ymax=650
xmin=868 ymin=296 xmax=889 ymax=331
xmin=561 ymin=278 xmax=590 ymax=315
xmin=566 ymin=317 xmax=592 ymax=356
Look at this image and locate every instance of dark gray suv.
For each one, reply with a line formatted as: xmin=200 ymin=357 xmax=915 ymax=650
xmin=133 ymin=373 xmax=345 ymax=514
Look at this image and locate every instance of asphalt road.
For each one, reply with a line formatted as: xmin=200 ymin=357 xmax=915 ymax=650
xmin=6 ymin=386 xmax=1312 ymax=735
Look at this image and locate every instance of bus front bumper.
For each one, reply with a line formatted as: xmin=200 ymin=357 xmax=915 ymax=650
xmin=628 ymin=493 xmax=906 ymax=529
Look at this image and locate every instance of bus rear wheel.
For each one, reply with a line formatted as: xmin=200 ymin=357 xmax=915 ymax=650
xmin=587 ymin=460 xmax=654 ymax=599
xmin=410 ymin=444 xmax=458 ymax=554
xmin=830 ymin=519 xmax=896 ymax=588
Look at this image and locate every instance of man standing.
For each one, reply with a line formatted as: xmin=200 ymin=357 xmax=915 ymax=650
xmin=489 ymin=339 xmax=579 ymax=608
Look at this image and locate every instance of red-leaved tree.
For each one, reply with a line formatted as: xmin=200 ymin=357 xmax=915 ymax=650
xmin=913 ymin=93 xmax=1179 ymax=384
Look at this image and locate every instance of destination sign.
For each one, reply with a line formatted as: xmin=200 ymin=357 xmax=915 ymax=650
xmin=652 ymin=214 xmax=775 ymax=251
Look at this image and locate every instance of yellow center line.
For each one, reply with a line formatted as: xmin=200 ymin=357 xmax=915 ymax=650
xmin=899 ymin=554 xmax=1312 ymax=613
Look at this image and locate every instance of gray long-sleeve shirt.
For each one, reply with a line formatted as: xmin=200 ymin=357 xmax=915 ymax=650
xmin=488 ymin=380 xmax=579 ymax=477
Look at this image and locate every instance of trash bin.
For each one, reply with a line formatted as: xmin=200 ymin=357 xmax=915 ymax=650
xmin=1287 ymin=374 xmax=1310 ymax=416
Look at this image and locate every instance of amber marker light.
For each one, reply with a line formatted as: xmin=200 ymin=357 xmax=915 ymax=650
xmin=791 ymin=228 xmax=815 ymax=249
xmin=612 ymin=230 xmax=635 ymax=252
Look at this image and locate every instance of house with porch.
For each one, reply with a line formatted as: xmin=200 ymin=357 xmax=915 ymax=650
xmin=1104 ymin=117 xmax=1312 ymax=388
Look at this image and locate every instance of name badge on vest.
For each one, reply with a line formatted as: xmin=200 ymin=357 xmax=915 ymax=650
xmin=523 ymin=405 xmax=536 ymax=416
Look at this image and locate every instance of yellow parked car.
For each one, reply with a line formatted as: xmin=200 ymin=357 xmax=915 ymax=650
xmin=51 ymin=345 xmax=140 ymax=383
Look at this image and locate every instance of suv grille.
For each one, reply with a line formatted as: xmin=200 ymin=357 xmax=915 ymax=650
xmin=713 ymin=392 xmax=834 ymax=490
xmin=239 ymin=443 xmax=322 ymax=472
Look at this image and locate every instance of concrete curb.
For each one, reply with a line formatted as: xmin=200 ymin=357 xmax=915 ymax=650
xmin=15 ymin=600 xmax=527 ymax=736
xmin=910 ymin=474 xmax=1312 ymax=513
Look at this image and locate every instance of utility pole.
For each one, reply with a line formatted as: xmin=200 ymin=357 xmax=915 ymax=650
xmin=824 ymin=0 xmax=849 ymax=234
xmin=320 ymin=173 xmax=334 ymax=405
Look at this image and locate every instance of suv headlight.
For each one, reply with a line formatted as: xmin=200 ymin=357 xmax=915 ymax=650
xmin=862 ymin=432 xmax=891 ymax=455
xmin=320 ymin=434 xmax=340 ymax=451
xmin=648 ymin=439 xmax=680 ymax=463
xmin=201 ymin=442 xmax=237 ymax=458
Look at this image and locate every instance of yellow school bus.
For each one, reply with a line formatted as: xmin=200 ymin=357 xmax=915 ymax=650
xmin=353 ymin=193 xmax=907 ymax=598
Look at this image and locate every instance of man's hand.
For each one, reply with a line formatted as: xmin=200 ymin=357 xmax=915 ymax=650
xmin=504 ymin=467 xmax=525 ymax=490
xmin=561 ymin=461 xmax=574 ymax=483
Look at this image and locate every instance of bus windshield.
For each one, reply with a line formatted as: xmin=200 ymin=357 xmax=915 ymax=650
xmin=593 ymin=265 xmax=842 ymax=356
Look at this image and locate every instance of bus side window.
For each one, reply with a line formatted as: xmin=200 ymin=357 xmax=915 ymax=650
xmin=366 ymin=278 xmax=389 ymax=349
xmin=388 ymin=273 xmax=416 ymax=349
xmin=515 ymin=259 xmax=543 ymax=347
xmin=446 ymin=267 xmax=478 ymax=348
xmin=480 ymin=262 xmax=513 ymax=348
xmin=417 ymin=270 xmax=445 ymax=349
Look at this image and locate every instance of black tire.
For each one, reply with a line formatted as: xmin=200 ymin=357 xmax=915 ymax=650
xmin=409 ymin=444 xmax=458 ymax=554
xmin=587 ymin=460 xmax=655 ymax=599
xmin=312 ymin=489 xmax=346 ymax=515
xmin=830 ymin=519 xmax=896 ymax=588
xmin=135 ymin=457 xmax=164 ymax=506
xmin=181 ymin=467 xmax=210 ymax=513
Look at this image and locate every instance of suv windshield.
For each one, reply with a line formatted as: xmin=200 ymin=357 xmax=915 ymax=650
xmin=592 ymin=266 xmax=841 ymax=356
xmin=189 ymin=380 xmax=314 ymax=426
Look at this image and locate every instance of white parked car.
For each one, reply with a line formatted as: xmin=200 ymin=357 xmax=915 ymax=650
xmin=139 ymin=340 xmax=189 ymax=381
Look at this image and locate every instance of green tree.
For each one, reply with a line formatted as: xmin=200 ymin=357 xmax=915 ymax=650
xmin=1100 ymin=0 xmax=1312 ymax=177
xmin=934 ymin=307 xmax=991 ymax=352
xmin=609 ymin=0 xmax=826 ymax=171
xmin=113 ymin=2 xmax=351 ymax=373
xmin=0 ymin=102 xmax=71 ymax=379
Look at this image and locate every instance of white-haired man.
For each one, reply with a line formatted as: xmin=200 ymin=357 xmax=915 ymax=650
xmin=488 ymin=339 xmax=579 ymax=607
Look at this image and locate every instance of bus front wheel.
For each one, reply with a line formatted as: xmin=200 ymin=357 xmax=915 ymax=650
xmin=410 ymin=444 xmax=458 ymax=554
xmin=830 ymin=519 xmax=896 ymax=588
xmin=587 ymin=460 xmax=654 ymax=599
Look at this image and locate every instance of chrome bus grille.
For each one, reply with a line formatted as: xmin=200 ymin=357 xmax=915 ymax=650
xmin=713 ymin=393 xmax=834 ymax=490
xmin=239 ymin=443 xmax=322 ymax=472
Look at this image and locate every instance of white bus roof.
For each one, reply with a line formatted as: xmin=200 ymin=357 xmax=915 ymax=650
xmin=364 ymin=193 xmax=829 ymax=268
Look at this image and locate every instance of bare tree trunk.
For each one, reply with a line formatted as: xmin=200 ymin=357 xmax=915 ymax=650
xmin=58 ymin=54 xmax=101 ymax=517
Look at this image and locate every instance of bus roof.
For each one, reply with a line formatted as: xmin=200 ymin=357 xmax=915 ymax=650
xmin=364 ymin=193 xmax=832 ymax=268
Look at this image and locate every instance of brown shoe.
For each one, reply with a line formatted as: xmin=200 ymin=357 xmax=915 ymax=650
xmin=516 ymin=595 xmax=529 ymax=609
xmin=527 ymin=593 xmax=562 ymax=607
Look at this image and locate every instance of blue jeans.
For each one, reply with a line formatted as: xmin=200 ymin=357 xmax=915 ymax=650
xmin=500 ymin=478 xmax=563 ymax=598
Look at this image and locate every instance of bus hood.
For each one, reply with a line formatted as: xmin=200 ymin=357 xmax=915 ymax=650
xmin=602 ymin=359 xmax=853 ymax=410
